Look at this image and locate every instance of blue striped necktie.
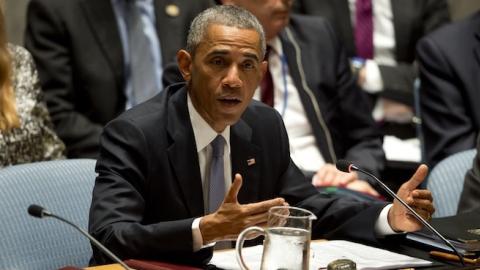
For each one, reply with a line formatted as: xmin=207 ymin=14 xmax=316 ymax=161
xmin=208 ymin=135 xmax=226 ymax=213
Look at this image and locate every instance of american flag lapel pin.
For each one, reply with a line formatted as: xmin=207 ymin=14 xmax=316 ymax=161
xmin=247 ymin=158 xmax=256 ymax=166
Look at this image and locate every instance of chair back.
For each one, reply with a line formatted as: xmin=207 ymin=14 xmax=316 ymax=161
xmin=427 ymin=149 xmax=476 ymax=217
xmin=0 ymin=159 xmax=97 ymax=270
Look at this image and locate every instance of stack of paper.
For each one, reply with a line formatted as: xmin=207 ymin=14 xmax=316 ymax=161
xmin=211 ymin=240 xmax=432 ymax=270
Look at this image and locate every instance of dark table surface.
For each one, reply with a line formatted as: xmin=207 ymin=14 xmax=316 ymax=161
xmin=380 ymin=235 xmax=479 ymax=269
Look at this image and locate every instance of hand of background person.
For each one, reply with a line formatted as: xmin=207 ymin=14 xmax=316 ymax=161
xmin=345 ymin=179 xmax=380 ymax=197
xmin=199 ymin=174 xmax=285 ymax=243
xmin=312 ymin=164 xmax=380 ymax=197
xmin=388 ymin=164 xmax=434 ymax=232
xmin=357 ymin=66 xmax=367 ymax=86
xmin=312 ymin=163 xmax=358 ymax=187
xmin=382 ymin=99 xmax=414 ymax=123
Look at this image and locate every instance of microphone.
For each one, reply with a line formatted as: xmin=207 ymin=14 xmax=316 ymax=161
xmin=27 ymin=204 xmax=134 ymax=270
xmin=336 ymin=160 xmax=466 ymax=266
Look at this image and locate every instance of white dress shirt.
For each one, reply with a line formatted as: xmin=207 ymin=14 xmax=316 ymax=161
xmin=254 ymin=37 xmax=325 ymax=172
xmin=349 ymin=0 xmax=396 ymax=94
xmin=187 ymin=94 xmax=231 ymax=251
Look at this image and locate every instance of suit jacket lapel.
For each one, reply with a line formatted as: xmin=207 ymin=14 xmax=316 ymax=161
xmin=334 ymin=0 xmax=355 ymax=55
xmin=474 ymin=24 xmax=480 ymax=71
xmin=279 ymin=29 xmax=335 ymax=163
xmin=473 ymin=22 xmax=480 ymax=104
xmin=166 ymin=88 xmax=204 ymax=217
xmin=391 ymin=0 xmax=414 ymax=60
xmin=231 ymin=119 xmax=261 ymax=204
xmin=81 ymin=0 xmax=125 ymax=87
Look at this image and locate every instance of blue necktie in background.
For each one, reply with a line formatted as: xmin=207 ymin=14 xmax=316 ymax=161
xmin=126 ymin=0 xmax=158 ymax=105
xmin=208 ymin=135 xmax=226 ymax=213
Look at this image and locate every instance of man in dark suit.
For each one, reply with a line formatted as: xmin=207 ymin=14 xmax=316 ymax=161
xmin=89 ymin=5 xmax=434 ymax=266
xmin=417 ymin=11 xmax=480 ymax=168
xmin=24 ymin=0 xmax=213 ymax=158
xmin=458 ymin=135 xmax=480 ymax=213
xmin=292 ymin=0 xmax=449 ymax=116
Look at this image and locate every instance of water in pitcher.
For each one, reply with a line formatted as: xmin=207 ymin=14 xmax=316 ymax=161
xmin=260 ymin=227 xmax=311 ymax=270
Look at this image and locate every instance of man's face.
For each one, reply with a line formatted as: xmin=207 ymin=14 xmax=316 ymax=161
xmin=177 ymin=24 xmax=267 ymax=132
xmin=222 ymin=0 xmax=293 ymax=41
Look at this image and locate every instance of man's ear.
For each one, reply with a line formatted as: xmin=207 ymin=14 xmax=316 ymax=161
xmin=177 ymin=49 xmax=192 ymax=81
xmin=260 ymin=60 xmax=268 ymax=80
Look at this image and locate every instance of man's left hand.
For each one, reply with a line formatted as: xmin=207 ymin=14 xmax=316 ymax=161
xmin=388 ymin=164 xmax=434 ymax=232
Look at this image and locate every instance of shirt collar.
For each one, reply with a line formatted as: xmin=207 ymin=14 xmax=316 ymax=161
xmin=268 ymin=36 xmax=283 ymax=57
xmin=187 ymin=93 xmax=231 ymax=154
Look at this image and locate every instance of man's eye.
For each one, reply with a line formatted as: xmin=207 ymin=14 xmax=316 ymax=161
xmin=211 ymin=58 xmax=224 ymax=66
xmin=243 ymin=62 xmax=255 ymax=70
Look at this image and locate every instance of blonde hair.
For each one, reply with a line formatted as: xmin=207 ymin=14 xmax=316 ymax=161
xmin=0 ymin=1 xmax=20 ymax=130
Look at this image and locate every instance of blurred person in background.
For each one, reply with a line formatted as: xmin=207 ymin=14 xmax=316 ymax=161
xmin=24 ymin=0 xmax=214 ymax=159
xmin=0 ymin=0 xmax=64 ymax=167
xmin=417 ymin=11 xmax=480 ymax=168
xmin=292 ymin=0 xmax=450 ymax=164
xmin=458 ymin=134 xmax=480 ymax=213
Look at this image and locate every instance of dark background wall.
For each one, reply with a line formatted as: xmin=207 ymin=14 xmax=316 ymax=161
xmin=5 ymin=0 xmax=480 ymax=45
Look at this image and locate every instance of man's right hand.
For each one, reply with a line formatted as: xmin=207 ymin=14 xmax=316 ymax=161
xmin=199 ymin=173 xmax=285 ymax=244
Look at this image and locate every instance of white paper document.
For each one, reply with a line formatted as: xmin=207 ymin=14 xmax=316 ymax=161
xmin=210 ymin=240 xmax=432 ymax=270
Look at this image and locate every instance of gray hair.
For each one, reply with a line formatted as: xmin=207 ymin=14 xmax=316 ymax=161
xmin=186 ymin=5 xmax=266 ymax=57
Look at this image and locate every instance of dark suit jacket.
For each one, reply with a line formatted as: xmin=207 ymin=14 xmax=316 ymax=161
xmin=417 ymin=12 xmax=480 ymax=168
xmin=279 ymin=15 xmax=386 ymax=180
xmin=292 ymin=0 xmax=450 ymax=105
xmin=88 ymin=83 xmax=387 ymax=266
xmin=458 ymin=135 xmax=480 ymax=213
xmin=24 ymin=0 xmax=213 ymax=158
xmin=164 ymin=15 xmax=386 ymax=181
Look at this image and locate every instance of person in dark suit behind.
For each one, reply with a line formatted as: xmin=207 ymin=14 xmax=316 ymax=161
xmin=417 ymin=11 xmax=480 ymax=169
xmin=458 ymin=134 xmax=480 ymax=213
xmin=89 ymin=5 xmax=434 ymax=266
xmin=291 ymin=0 xmax=449 ymax=143
xmin=24 ymin=0 xmax=214 ymax=158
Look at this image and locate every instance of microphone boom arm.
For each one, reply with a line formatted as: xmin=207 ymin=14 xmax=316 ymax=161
xmin=28 ymin=205 xmax=133 ymax=270
xmin=347 ymin=163 xmax=466 ymax=266
xmin=48 ymin=213 xmax=133 ymax=270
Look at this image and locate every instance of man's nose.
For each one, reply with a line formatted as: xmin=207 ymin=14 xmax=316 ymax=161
xmin=223 ymin=65 xmax=242 ymax=88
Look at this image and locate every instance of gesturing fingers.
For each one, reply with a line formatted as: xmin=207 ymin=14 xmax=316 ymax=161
xmin=412 ymin=189 xmax=433 ymax=201
xmin=406 ymin=189 xmax=434 ymax=214
xmin=408 ymin=208 xmax=433 ymax=221
xmin=224 ymin=173 xmax=243 ymax=204
xmin=408 ymin=198 xmax=435 ymax=213
xmin=400 ymin=164 xmax=429 ymax=192
xmin=244 ymin=197 xmax=286 ymax=215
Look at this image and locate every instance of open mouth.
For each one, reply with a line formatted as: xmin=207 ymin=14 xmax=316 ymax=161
xmin=218 ymin=96 xmax=242 ymax=107
xmin=274 ymin=9 xmax=289 ymax=18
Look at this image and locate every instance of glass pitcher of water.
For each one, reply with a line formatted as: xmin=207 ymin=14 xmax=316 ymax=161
xmin=235 ymin=206 xmax=317 ymax=270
